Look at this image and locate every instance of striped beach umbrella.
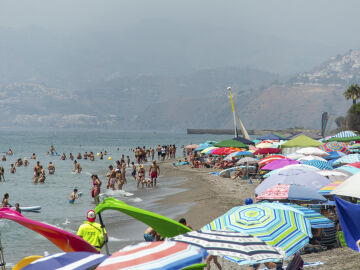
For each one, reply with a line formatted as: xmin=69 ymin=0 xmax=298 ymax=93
xmin=202 ymin=203 xmax=311 ymax=257
xmin=283 ymin=204 xmax=334 ymax=229
xmin=22 ymin=252 xmax=108 ymax=270
xmin=319 ymin=182 xmax=343 ymax=196
xmin=319 ymin=142 xmax=350 ymax=154
xmin=331 ymin=131 xmax=357 ymax=139
xmin=335 ymin=165 xmax=360 ymax=175
xmin=333 ymin=154 xmax=360 ymax=165
xmin=171 ymin=230 xmax=285 ymax=266
xmin=349 ymin=143 xmax=360 ymax=149
xmin=301 ymin=160 xmax=333 ymax=170
xmin=201 ymin=147 xmax=217 ymax=154
xmin=258 ymin=155 xmax=285 ymax=166
xmin=96 ymin=242 xmax=207 ymax=270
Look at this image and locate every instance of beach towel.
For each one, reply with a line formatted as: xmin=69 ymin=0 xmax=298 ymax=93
xmin=334 ymin=196 xmax=360 ymax=252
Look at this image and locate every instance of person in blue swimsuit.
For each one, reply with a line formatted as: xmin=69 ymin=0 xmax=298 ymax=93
xmin=69 ymin=189 xmax=79 ymax=204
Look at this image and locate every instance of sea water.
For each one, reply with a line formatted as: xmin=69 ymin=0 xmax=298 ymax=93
xmin=0 ymin=130 xmax=229 ymax=266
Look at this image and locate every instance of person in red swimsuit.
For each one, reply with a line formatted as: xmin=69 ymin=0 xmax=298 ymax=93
xmin=149 ymin=160 xmax=160 ymax=187
xmin=91 ymin=175 xmax=102 ymax=204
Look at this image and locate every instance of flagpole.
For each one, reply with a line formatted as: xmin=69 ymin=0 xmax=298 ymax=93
xmin=227 ymin=87 xmax=238 ymax=137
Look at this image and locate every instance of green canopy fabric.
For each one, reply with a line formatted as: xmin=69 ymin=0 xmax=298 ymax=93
xmin=281 ymin=135 xmax=322 ymax=148
xmin=214 ymin=139 xmax=248 ymax=149
xmin=273 ymin=132 xmax=287 ymax=140
xmin=327 ymin=136 xmax=360 ymax=142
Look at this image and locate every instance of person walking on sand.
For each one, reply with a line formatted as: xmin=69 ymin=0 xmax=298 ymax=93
xmin=149 ymin=160 xmax=160 ymax=187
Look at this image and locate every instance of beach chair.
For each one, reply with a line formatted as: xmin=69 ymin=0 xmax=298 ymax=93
xmin=286 ymin=253 xmax=304 ymax=270
xmin=320 ymin=227 xmax=338 ymax=250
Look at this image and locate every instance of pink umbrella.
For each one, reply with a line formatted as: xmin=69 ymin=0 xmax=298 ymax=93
xmin=262 ymin=158 xmax=300 ymax=171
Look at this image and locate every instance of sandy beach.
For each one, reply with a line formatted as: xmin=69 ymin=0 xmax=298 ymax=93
xmin=157 ymin=161 xmax=360 ymax=269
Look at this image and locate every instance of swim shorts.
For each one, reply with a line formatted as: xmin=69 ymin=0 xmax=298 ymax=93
xmin=151 ymin=172 xmax=158 ymax=179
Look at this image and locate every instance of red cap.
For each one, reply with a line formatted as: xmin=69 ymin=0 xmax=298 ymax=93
xmin=87 ymin=210 xmax=96 ymax=222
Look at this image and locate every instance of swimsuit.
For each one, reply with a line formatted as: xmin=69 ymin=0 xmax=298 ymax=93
xmin=151 ymin=172 xmax=158 ymax=179
xmin=132 ymin=170 xmax=136 ymax=176
xmin=144 ymin=233 xmax=155 ymax=242
xmin=69 ymin=199 xmax=75 ymax=204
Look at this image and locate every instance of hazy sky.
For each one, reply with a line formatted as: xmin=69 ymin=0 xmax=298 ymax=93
xmin=1 ymin=0 xmax=360 ymax=75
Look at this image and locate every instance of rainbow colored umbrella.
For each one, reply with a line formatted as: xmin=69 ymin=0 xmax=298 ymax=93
xmin=201 ymin=147 xmax=217 ymax=154
xmin=96 ymin=242 xmax=207 ymax=270
xmin=202 ymin=203 xmax=311 ymax=257
xmin=319 ymin=142 xmax=350 ymax=154
xmin=318 ymin=182 xmax=343 ymax=196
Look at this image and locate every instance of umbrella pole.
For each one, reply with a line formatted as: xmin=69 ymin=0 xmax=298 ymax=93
xmin=0 ymin=232 xmax=6 ymax=270
xmin=97 ymin=197 xmax=110 ymax=256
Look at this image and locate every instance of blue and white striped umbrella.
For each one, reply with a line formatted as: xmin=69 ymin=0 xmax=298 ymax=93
xmin=202 ymin=203 xmax=312 ymax=257
xmin=224 ymin=151 xmax=252 ymax=161
xmin=331 ymin=131 xmax=357 ymax=138
xmin=283 ymin=203 xmax=334 ymax=229
xmin=333 ymin=154 xmax=360 ymax=166
xmin=22 ymin=252 xmax=108 ymax=270
xmin=302 ymin=160 xmax=333 ymax=170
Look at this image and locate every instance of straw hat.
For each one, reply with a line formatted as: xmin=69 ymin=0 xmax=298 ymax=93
xmin=139 ymin=164 xmax=144 ymax=168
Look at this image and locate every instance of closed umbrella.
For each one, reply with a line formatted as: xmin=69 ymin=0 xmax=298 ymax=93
xmin=202 ymin=203 xmax=312 ymax=257
xmin=255 ymin=184 xmax=327 ymax=203
xmin=96 ymin=242 xmax=207 ymax=270
xmin=296 ymin=147 xmax=329 ymax=156
xmin=22 ymin=252 xmax=108 ymax=270
xmin=261 ymin=159 xmax=299 ymax=171
xmin=255 ymin=168 xmax=331 ymax=194
xmin=171 ymin=230 xmax=284 ymax=266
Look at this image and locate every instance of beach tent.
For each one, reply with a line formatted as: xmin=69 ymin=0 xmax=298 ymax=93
xmin=281 ymin=135 xmax=322 ymax=155
xmin=214 ymin=139 xmax=249 ymax=149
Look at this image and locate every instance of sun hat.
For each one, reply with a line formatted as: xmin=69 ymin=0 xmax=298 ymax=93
xmin=87 ymin=210 xmax=96 ymax=222
xmin=139 ymin=164 xmax=144 ymax=168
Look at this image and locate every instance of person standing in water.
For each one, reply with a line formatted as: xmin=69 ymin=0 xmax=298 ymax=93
xmin=91 ymin=175 xmax=101 ymax=204
xmin=48 ymin=162 xmax=55 ymax=174
xmin=69 ymin=189 xmax=79 ymax=204
xmin=73 ymin=160 xmax=82 ymax=173
xmin=131 ymin=162 xmax=136 ymax=180
xmin=137 ymin=164 xmax=145 ymax=188
xmin=149 ymin=160 xmax=160 ymax=187
xmin=1 ymin=193 xmax=11 ymax=207
xmin=126 ymin=156 xmax=130 ymax=167
xmin=14 ymin=203 xmax=21 ymax=213
xmin=10 ymin=164 xmax=16 ymax=174
xmin=38 ymin=166 xmax=46 ymax=182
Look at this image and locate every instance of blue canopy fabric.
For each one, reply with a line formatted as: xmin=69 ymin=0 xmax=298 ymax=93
xmin=324 ymin=151 xmax=345 ymax=160
xmin=286 ymin=185 xmax=327 ymax=202
xmin=284 ymin=203 xmax=334 ymax=228
xmin=302 ymin=160 xmax=333 ymax=170
xmin=232 ymin=137 xmax=255 ymax=145
xmin=334 ymin=196 xmax=360 ymax=252
xmin=23 ymin=252 xmax=108 ymax=270
xmin=257 ymin=134 xmax=283 ymax=141
xmin=336 ymin=165 xmax=360 ymax=175
xmin=194 ymin=143 xmax=211 ymax=151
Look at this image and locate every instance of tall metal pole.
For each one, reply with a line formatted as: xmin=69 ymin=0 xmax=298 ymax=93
xmin=227 ymin=87 xmax=238 ymax=137
xmin=0 ymin=232 xmax=6 ymax=270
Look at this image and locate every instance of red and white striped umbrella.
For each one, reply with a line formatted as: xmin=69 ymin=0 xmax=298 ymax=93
xmin=96 ymin=241 xmax=207 ymax=270
xmin=258 ymin=155 xmax=285 ymax=166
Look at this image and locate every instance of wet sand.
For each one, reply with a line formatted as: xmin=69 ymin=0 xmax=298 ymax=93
xmin=158 ymin=161 xmax=360 ymax=269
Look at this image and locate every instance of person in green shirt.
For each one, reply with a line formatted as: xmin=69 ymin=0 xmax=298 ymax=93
xmin=77 ymin=210 xmax=108 ymax=251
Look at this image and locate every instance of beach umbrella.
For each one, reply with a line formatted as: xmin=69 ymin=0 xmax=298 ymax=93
xmin=214 ymin=139 xmax=249 ymax=149
xmin=333 ymin=154 xmax=360 ymax=165
xmin=256 ymin=184 xmax=327 ymax=203
xmin=171 ymin=230 xmax=284 ymax=266
xmin=202 ymin=203 xmax=312 ymax=257
xmin=263 ymin=165 xmax=318 ymax=178
xmin=253 ymin=148 xmax=282 ymax=155
xmin=283 ymin=203 xmax=334 ymax=229
xmin=96 ymin=241 xmax=207 ymax=270
xmin=258 ymin=155 xmax=285 ymax=166
xmin=297 ymin=156 xmax=327 ymax=162
xmin=22 ymin=252 xmax=108 ymax=270
xmin=349 ymin=143 xmax=360 ymax=149
xmin=185 ymin=144 xmax=200 ymax=149
xmin=327 ymin=136 xmax=360 ymax=142
xmin=331 ymin=130 xmax=357 ymax=139
xmin=194 ymin=144 xmax=211 ymax=152
xmin=331 ymin=172 xmax=360 ymax=199
xmin=319 ymin=142 xmax=350 ymax=154
xmin=255 ymin=168 xmax=331 ymax=194
xmin=323 ymin=151 xmax=346 ymax=160
xmin=301 ymin=160 xmax=333 ymax=170
xmin=201 ymin=147 xmax=217 ymax=154
xmin=347 ymin=162 xmax=360 ymax=168
xmin=296 ymin=147 xmax=329 ymax=156
xmin=335 ymin=165 xmax=360 ymax=175
xmin=261 ymin=159 xmax=299 ymax=171
xmin=236 ymin=157 xmax=259 ymax=165
xmin=319 ymin=182 xmax=344 ymax=196
xmin=286 ymin=153 xmax=305 ymax=160
xmin=224 ymin=151 xmax=252 ymax=161
xmin=256 ymin=142 xmax=277 ymax=149
xmin=316 ymin=170 xmax=348 ymax=182
xmin=233 ymin=137 xmax=255 ymax=145
xmin=205 ymin=140 xmax=217 ymax=145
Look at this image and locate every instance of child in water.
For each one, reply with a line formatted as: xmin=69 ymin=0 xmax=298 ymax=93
xmin=69 ymin=189 xmax=80 ymax=204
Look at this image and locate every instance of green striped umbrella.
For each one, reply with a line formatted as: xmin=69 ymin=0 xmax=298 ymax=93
xmin=202 ymin=203 xmax=311 ymax=257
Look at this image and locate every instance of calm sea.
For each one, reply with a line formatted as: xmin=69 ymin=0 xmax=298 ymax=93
xmin=0 ymin=130 xmax=230 ymax=267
